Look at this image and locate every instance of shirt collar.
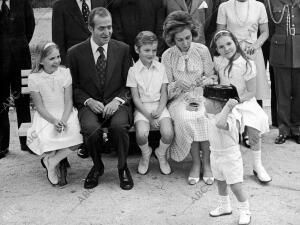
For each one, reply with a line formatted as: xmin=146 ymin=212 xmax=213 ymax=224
xmin=135 ymin=59 xmax=159 ymax=72
xmin=90 ymin=38 xmax=108 ymax=57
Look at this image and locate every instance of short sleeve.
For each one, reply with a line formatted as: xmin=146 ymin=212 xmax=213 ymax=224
xmin=227 ymin=113 xmax=236 ymax=132
xmin=28 ymin=74 xmax=39 ymax=92
xmin=258 ymin=3 xmax=268 ymax=24
xmin=217 ymin=3 xmax=227 ymax=25
xmin=126 ymin=67 xmax=137 ymax=87
xmin=244 ymin=60 xmax=256 ymax=81
xmin=63 ymin=68 xmax=72 ymax=88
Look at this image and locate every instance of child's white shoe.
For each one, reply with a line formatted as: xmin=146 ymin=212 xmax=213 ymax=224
xmin=209 ymin=205 xmax=232 ymax=217
xmin=239 ymin=210 xmax=251 ymax=225
xmin=155 ymin=147 xmax=171 ymax=175
xmin=138 ymin=146 xmax=152 ymax=175
xmin=253 ymin=166 xmax=272 ymax=183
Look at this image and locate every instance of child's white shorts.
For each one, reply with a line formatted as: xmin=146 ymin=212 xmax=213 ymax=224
xmin=210 ymin=146 xmax=243 ymax=184
xmin=134 ymin=101 xmax=171 ymax=123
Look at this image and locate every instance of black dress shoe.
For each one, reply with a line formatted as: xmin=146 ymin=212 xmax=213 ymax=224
xmin=77 ymin=147 xmax=89 ymax=158
xmin=0 ymin=148 xmax=9 ymax=158
xmin=84 ymin=165 xmax=104 ymax=189
xmin=293 ymin=135 xmax=300 ymax=144
xmin=275 ymin=134 xmax=288 ymax=144
xmin=118 ymin=166 xmax=134 ymax=190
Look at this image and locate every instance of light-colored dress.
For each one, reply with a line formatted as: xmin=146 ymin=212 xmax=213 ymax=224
xmin=126 ymin=59 xmax=170 ymax=123
xmin=162 ymin=42 xmax=214 ymax=161
xmin=27 ymin=67 xmax=83 ymax=155
xmin=217 ymin=0 xmax=270 ymax=100
xmin=214 ymin=55 xmax=269 ymax=134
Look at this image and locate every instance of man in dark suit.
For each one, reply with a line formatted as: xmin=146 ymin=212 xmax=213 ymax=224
xmin=0 ymin=0 xmax=35 ymax=158
xmin=52 ymin=0 xmax=108 ymax=159
xmin=110 ymin=0 xmax=166 ymax=61
xmin=52 ymin=0 xmax=108 ymax=65
xmin=67 ymin=7 xmax=134 ymax=190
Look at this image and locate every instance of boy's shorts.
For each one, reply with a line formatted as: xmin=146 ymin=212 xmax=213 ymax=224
xmin=210 ymin=147 xmax=243 ymax=184
xmin=134 ymin=101 xmax=171 ymax=124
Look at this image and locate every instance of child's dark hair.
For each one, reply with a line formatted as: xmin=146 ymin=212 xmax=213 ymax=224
xmin=134 ymin=31 xmax=158 ymax=49
xmin=210 ymin=30 xmax=252 ymax=77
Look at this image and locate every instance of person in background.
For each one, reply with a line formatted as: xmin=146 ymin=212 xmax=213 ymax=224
xmin=109 ymin=0 xmax=166 ymax=61
xmin=266 ymin=0 xmax=300 ymax=144
xmin=52 ymin=0 xmax=108 ymax=159
xmin=164 ymin=0 xmax=213 ymax=45
xmin=0 ymin=0 xmax=35 ymax=158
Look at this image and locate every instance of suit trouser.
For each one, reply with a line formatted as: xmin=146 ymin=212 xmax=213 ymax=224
xmin=78 ymin=106 xmax=131 ymax=171
xmin=273 ymin=67 xmax=300 ymax=136
xmin=261 ymin=40 xmax=277 ymax=126
xmin=0 ymin=52 xmax=31 ymax=151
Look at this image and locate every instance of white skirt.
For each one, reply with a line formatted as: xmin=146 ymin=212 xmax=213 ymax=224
xmin=27 ymin=108 xmax=83 ymax=155
xmin=232 ymin=97 xmax=269 ymax=134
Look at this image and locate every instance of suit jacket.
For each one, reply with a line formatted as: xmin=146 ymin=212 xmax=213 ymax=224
xmin=0 ymin=0 xmax=35 ymax=69
xmin=110 ymin=0 xmax=166 ymax=61
xmin=164 ymin=0 xmax=213 ymax=44
xmin=67 ymin=38 xmax=133 ymax=110
xmin=266 ymin=0 xmax=300 ymax=68
xmin=52 ymin=0 xmax=108 ymax=65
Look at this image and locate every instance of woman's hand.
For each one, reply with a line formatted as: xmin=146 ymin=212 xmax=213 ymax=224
xmin=53 ymin=119 xmax=65 ymax=133
xmin=175 ymin=80 xmax=191 ymax=92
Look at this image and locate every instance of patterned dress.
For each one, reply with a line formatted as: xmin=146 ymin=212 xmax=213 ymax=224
xmin=161 ymin=42 xmax=214 ymax=161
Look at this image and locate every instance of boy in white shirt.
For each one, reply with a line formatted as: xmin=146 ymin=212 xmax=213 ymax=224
xmin=126 ymin=31 xmax=174 ymax=175
xmin=203 ymin=84 xmax=251 ymax=225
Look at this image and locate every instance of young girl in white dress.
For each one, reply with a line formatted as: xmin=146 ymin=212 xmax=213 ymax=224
xmin=27 ymin=41 xmax=83 ymax=185
xmin=126 ymin=31 xmax=174 ymax=175
xmin=203 ymin=85 xmax=251 ymax=225
xmin=210 ymin=30 xmax=272 ymax=183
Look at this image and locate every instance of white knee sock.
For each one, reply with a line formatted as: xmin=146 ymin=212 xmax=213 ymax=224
xmin=156 ymin=139 xmax=170 ymax=155
xmin=139 ymin=142 xmax=151 ymax=155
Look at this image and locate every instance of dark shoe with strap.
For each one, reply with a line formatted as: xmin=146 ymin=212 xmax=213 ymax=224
xmin=84 ymin=164 xmax=104 ymax=189
xmin=58 ymin=160 xmax=68 ymax=186
xmin=77 ymin=147 xmax=89 ymax=159
xmin=0 ymin=148 xmax=9 ymax=159
xmin=275 ymin=134 xmax=289 ymax=144
xmin=118 ymin=166 xmax=134 ymax=190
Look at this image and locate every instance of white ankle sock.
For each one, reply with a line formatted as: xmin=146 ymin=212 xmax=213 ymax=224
xmin=220 ymin=195 xmax=231 ymax=205
xmin=238 ymin=200 xmax=250 ymax=212
xmin=252 ymin=150 xmax=263 ymax=168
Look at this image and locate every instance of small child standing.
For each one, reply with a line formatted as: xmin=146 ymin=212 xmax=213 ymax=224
xmin=203 ymin=84 xmax=251 ymax=225
xmin=210 ymin=30 xmax=272 ymax=183
xmin=126 ymin=31 xmax=174 ymax=175
xmin=27 ymin=41 xmax=83 ymax=185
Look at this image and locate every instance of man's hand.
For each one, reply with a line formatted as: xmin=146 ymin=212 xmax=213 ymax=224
xmin=103 ymin=99 xmax=120 ymax=118
xmin=86 ymin=99 xmax=105 ymax=114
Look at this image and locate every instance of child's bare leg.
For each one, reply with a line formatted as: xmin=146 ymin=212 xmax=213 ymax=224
xmin=210 ymin=180 xmax=232 ymax=217
xmin=155 ymin=118 xmax=173 ymax=175
xmin=247 ymin=126 xmax=272 ymax=183
xmin=188 ymin=142 xmax=201 ymax=184
xmin=135 ymin=121 xmax=151 ymax=175
xmin=200 ymin=141 xmax=214 ymax=184
xmin=230 ymin=182 xmax=251 ymax=225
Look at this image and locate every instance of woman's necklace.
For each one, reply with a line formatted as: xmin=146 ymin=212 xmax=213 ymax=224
xmin=234 ymin=0 xmax=250 ymax=26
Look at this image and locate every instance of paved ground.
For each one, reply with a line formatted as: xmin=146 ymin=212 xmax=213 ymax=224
xmin=1 ymin=8 xmax=300 ymax=225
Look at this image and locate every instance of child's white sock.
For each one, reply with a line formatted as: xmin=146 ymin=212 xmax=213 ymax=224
xmin=155 ymin=139 xmax=171 ymax=175
xmin=138 ymin=143 xmax=152 ymax=175
xmin=139 ymin=142 xmax=151 ymax=155
xmin=156 ymin=139 xmax=170 ymax=156
xmin=209 ymin=195 xmax=232 ymax=217
xmin=252 ymin=150 xmax=271 ymax=182
xmin=238 ymin=200 xmax=251 ymax=225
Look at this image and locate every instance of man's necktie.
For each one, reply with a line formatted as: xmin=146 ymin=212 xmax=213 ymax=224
xmin=96 ymin=47 xmax=106 ymax=98
xmin=1 ymin=0 xmax=9 ymax=17
xmin=81 ymin=0 xmax=90 ymax=24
